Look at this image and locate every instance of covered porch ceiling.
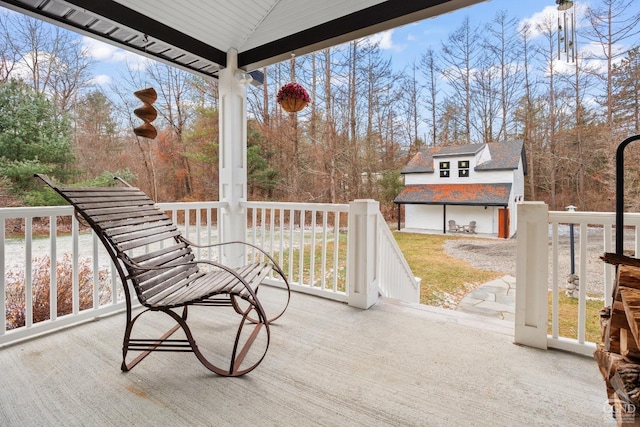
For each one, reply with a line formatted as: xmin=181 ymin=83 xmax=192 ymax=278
xmin=0 ymin=0 xmax=487 ymax=80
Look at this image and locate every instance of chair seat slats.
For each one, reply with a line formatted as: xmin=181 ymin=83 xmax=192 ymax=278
xmin=75 ymin=198 xmax=154 ymax=210
xmin=105 ymin=219 xmax=175 ymax=238
xmin=84 ymin=204 xmax=157 ymax=217
xmin=137 ymin=266 xmax=201 ymax=300
xmin=68 ymin=191 xmax=148 ymax=200
xmin=91 ymin=207 xmax=162 ymax=223
xmin=141 ymin=271 xmax=205 ymax=305
xmin=149 ymin=264 xmax=270 ymax=307
xmin=99 ymin=213 xmax=169 ymax=230
xmin=110 ymin=224 xmax=179 ymax=244
xmin=131 ymin=248 xmax=192 ymax=273
xmin=129 ymin=243 xmax=189 ymax=264
xmin=133 ymin=253 xmax=195 ymax=283
xmin=116 ymin=229 xmax=182 ymax=251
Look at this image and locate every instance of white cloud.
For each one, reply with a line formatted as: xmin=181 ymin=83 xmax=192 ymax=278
xmin=362 ymin=30 xmax=400 ymax=51
xmin=82 ymin=36 xmax=150 ymax=70
xmin=89 ymin=74 xmax=112 ymax=86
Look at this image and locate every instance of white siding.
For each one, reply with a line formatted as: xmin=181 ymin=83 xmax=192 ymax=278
xmin=405 ymin=204 xmax=500 ymax=235
xmin=405 ymin=168 xmax=513 ymax=185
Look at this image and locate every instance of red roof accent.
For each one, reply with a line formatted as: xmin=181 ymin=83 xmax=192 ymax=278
xmin=394 ymin=183 xmax=512 ymax=205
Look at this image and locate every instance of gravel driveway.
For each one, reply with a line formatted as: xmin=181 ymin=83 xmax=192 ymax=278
xmin=443 ymin=225 xmax=630 ymax=296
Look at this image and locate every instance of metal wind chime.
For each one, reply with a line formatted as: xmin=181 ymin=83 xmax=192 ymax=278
xmin=557 ymin=0 xmax=576 ymax=63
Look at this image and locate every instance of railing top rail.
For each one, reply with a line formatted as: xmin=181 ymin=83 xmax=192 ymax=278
xmin=242 ymin=201 xmax=350 ymax=212
xmin=156 ymin=201 xmax=227 ymax=209
xmin=549 ymin=210 xmax=640 ymax=225
xmin=0 ymin=205 xmax=73 ymax=219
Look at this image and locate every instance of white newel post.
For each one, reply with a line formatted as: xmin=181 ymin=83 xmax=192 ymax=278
xmin=515 ymin=201 xmax=549 ymax=349
xmin=348 ymin=199 xmax=379 ymax=309
xmin=218 ymin=50 xmax=247 ymax=267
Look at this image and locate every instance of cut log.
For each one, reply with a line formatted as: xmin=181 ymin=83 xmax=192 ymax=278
xmin=619 ymin=266 xmax=640 ymax=291
xmin=613 ymin=300 xmax=631 ymax=330
xmin=621 ymin=328 xmax=640 ymax=361
xmin=621 ymin=288 xmax=640 ymax=350
xmin=602 ymin=252 xmax=640 ymax=268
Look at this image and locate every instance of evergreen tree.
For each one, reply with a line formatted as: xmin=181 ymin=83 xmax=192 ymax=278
xmin=0 ymin=79 xmax=74 ymax=201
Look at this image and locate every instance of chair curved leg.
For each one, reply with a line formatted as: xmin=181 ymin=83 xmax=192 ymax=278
xmin=122 ymin=302 xmax=269 ymax=376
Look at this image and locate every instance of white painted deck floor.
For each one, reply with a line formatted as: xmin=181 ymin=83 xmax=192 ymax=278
xmin=1 ymin=289 xmax=612 ymax=426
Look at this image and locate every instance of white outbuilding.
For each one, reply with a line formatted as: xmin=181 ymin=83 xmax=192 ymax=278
xmin=394 ymin=140 xmax=526 ymax=238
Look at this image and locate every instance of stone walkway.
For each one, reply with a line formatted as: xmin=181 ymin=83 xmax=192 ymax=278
xmin=457 ymin=275 xmax=516 ymax=321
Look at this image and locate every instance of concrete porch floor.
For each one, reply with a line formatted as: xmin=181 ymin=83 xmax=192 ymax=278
xmin=0 ymin=289 xmax=611 ymax=426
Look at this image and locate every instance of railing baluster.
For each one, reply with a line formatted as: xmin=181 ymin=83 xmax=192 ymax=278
xmin=260 ymin=207 xmax=266 ymax=262
xmin=93 ymin=231 xmax=100 ymax=310
xmin=207 ymin=208 xmax=212 ymax=262
xmin=604 ymin=225 xmax=614 ymax=306
xmin=578 ymin=222 xmax=588 ymax=344
xmin=551 ymin=221 xmax=559 ymax=340
xmin=50 ymin=215 xmax=58 ymax=321
xmin=196 ymin=208 xmax=202 ymax=260
xmin=25 ymin=217 xmax=33 ymax=328
xmin=278 ymin=209 xmax=285 ymax=275
xmin=299 ymin=209 xmax=305 ymax=286
xmin=288 ymin=209 xmax=294 ymax=283
xmin=310 ymin=210 xmax=316 ymax=287
xmin=333 ymin=211 xmax=340 ymax=292
xmin=269 ymin=207 xmax=275 ymax=265
xmin=321 ymin=212 xmax=328 ymax=290
xmin=0 ymin=217 xmax=5 ymax=335
xmin=72 ymin=215 xmax=79 ymax=315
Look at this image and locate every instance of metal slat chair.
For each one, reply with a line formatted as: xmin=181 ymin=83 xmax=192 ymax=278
xmin=35 ymin=174 xmax=290 ymax=376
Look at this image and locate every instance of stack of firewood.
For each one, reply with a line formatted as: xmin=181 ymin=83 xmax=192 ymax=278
xmin=596 ymin=254 xmax=640 ymax=426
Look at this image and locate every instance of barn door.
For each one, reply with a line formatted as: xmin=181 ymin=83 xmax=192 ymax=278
xmin=498 ymin=208 xmax=509 ymax=239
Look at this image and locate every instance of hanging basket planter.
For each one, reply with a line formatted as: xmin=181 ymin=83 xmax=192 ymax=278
xmin=277 ymin=82 xmax=310 ymax=113
xmin=279 ymin=97 xmax=308 ymax=113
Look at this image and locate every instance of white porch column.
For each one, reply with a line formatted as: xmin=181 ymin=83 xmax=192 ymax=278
xmin=218 ymin=50 xmax=247 ymax=267
xmin=348 ymin=199 xmax=379 ymax=309
xmin=515 ymin=201 xmax=549 ymax=349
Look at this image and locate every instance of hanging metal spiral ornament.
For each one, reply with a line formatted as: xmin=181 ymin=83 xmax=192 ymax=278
xmin=133 ymin=87 xmax=158 ymax=139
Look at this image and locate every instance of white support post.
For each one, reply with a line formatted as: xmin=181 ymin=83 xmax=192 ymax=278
xmin=348 ymin=199 xmax=379 ymax=309
xmin=218 ymin=50 xmax=247 ymax=267
xmin=515 ymin=202 xmax=549 ymax=349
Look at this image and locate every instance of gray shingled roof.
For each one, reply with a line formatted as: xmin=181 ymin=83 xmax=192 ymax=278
xmin=401 ymin=140 xmax=525 ymax=174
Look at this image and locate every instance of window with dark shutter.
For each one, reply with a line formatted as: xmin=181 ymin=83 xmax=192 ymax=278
xmin=439 ymin=161 xmax=450 ymax=178
xmin=458 ymin=160 xmax=469 ymax=178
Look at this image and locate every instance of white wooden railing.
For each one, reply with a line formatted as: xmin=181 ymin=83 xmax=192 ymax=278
xmin=1 ymin=199 xmax=418 ymax=346
xmin=516 ymin=202 xmax=640 ymax=356
xmin=0 ymin=202 xmax=225 ymax=346
xmin=376 ymin=211 xmax=421 ymax=303
xmin=242 ymin=201 xmax=350 ymax=302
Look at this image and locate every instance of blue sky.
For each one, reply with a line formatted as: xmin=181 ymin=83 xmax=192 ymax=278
xmin=378 ymin=0 xmax=550 ymax=70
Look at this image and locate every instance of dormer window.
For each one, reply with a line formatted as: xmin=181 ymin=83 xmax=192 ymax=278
xmin=458 ymin=160 xmax=470 ymax=177
xmin=439 ymin=161 xmax=450 ymax=178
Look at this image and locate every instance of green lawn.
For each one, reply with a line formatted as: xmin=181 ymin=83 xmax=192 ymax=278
xmin=392 ymin=232 xmax=502 ymax=306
